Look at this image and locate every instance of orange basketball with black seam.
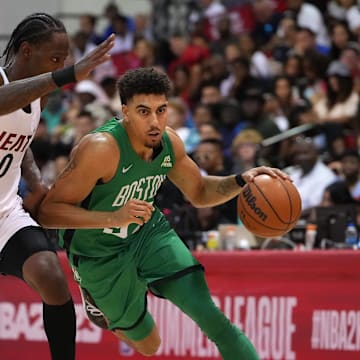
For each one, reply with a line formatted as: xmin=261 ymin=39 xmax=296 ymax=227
xmin=237 ymin=174 xmax=302 ymax=238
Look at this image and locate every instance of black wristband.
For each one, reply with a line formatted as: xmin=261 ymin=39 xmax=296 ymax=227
xmin=51 ymin=65 xmax=76 ymax=87
xmin=235 ymin=174 xmax=246 ymax=187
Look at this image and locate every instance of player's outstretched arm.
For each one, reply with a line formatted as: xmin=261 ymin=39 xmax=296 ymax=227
xmin=0 ymin=34 xmax=115 ymax=115
xmin=167 ymin=128 xmax=290 ymax=208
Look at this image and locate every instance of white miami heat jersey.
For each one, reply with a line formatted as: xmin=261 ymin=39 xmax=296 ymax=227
xmin=0 ymin=67 xmax=41 ymax=217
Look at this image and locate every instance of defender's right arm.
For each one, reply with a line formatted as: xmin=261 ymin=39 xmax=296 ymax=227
xmin=0 ymin=34 xmax=114 ymax=115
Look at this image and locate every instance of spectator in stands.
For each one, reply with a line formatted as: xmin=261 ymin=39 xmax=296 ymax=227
xmin=71 ymin=31 xmax=116 ymax=83
xmin=193 ymin=138 xmax=236 ymax=221
xmin=223 ymin=42 xmax=242 ymax=64
xmin=251 ymin=0 xmax=283 ymax=49
xmin=329 ymin=21 xmax=353 ymax=60
xmin=181 ymin=104 xmax=216 ymax=153
xmin=338 ymin=150 xmax=360 ymax=201
xmin=223 ymin=56 xmax=259 ymax=100
xmin=198 ymin=0 xmax=227 ymax=40
xmin=231 ymin=129 xmax=268 ymax=174
xmin=193 ymin=138 xmax=230 ymax=175
xmin=270 ymin=75 xmax=302 ymax=127
xmin=238 ymin=33 xmax=273 ymax=79
xmin=41 ymin=90 xmax=66 ymax=135
xmin=101 ymin=3 xmax=135 ymax=41
xmin=78 ymin=14 xmax=102 ymax=45
xmin=339 ymin=41 xmax=360 ymax=80
xmin=327 ymin=0 xmax=357 ymax=23
xmin=283 ymin=52 xmax=303 ymax=84
xmin=133 ymin=13 xmax=152 ymax=40
xmin=300 ymin=49 xmax=328 ymax=104
xmin=328 ymin=0 xmax=360 ymax=36
xmin=71 ymin=110 xmax=98 ymax=146
xmin=284 ymin=136 xmax=338 ymax=210
xmin=293 ymin=26 xmax=328 ymax=56
xmin=286 ymin=0 xmax=330 ymax=49
xmin=100 ymin=77 xmax=121 ymax=115
xmin=166 ymin=98 xmax=191 ymax=147
xmin=239 ymin=87 xmax=280 ymax=139
xmin=320 ymin=181 xmax=356 ymax=206
xmin=201 ymin=53 xmax=229 ymax=85
xmin=73 ymin=79 xmax=113 ymax=125
xmin=215 ymin=98 xmax=245 ymax=153
xmin=270 ymin=14 xmax=298 ymax=63
xmin=313 ymin=61 xmax=359 ymax=129
xmin=209 ymin=14 xmax=238 ymax=54
xmin=133 ymin=37 xmax=156 ymax=68
xmin=200 ymin=81 xmax=223 ymax=105
xmin=72 ymin=31 xmax=97 ymax=61
xmin=198 ymin=121 xmax=223 ymax=142
xmin=109 ymin=14 xmax=134 ymax=55
xmin=168 ymin=33 xmax=210 ymax=77
xmin=345 ymin=3 xmax=360 ymax=36
xmin=193 ymin=103 xmax=215 ymax=125
xmin=171 ymin=65 xmax=192 ymax=107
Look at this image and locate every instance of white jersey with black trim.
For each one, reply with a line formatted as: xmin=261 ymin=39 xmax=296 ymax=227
xmin=0 ymin=67 xmax=41 ymax=217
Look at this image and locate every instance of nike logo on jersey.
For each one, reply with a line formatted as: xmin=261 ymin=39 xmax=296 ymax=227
xmin=122 ymin=164 xmax=133 ymax=173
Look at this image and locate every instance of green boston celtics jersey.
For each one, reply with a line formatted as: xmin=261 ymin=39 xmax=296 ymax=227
xmin=59 ymin=118 xmax=176 ymax=257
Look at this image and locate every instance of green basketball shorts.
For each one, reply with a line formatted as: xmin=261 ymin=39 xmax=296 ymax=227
xmin=69 ymin=212 xmax=201 ymax=336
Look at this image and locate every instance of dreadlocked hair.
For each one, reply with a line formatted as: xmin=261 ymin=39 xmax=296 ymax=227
xmin=1 ymin=12 xmax=66 ymax=66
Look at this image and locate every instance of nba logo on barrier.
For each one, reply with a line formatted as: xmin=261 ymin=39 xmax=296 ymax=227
xmin=119 ymin=341 xmax=134 ymax=356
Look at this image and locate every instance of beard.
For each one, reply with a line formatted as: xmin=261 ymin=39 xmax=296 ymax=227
xmin=145 ymin=140 xmax=161 ymax=149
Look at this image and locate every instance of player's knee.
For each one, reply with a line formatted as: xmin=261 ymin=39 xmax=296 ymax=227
xmin=24 ymin=252 xmax=63 ymax=283
xmin=135 ymin=328 xmax=161 ymax=357
xmin=136 ymin=337 xmax=161 ymax=356
xmin=23 ymin=252 xmax=70 ymax=301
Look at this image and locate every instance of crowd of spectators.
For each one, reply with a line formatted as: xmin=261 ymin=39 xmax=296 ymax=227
xmin=18 ymin=0 xmax=360 ymax=247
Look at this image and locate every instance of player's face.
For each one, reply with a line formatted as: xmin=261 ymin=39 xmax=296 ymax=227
xmin=27 ymin=32 xmax=69 ymax=75
xmin=123 ymin=94 xmax=168 ymax=149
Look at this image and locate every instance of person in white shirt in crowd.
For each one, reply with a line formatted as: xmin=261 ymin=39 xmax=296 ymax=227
xmin=284 ymin=136 xmax=338 ymax=211
xmin=287 ymin=0 xmax=330 ymax=49
xmin=313 ymin=60 xmax=359 ymax=125
xmin=71 ymin=31 xmax=116 ymax=83
xmin=327 ymin=0 xmax=357 ymax=22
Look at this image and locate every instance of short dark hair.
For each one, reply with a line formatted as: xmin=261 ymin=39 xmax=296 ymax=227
xmin=1 ymin=13 xmax=66 ymax=66
xmin=340 ymin=149 xmax=360 ymax=161
xmin=118 ymin=68 xmax=171 ymax=105
xmin=199 ymin=138 xmax=223 ymax=150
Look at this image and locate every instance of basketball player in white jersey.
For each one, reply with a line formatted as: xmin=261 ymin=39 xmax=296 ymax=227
xmin=0 ymin=13 xmax=114 ymax=360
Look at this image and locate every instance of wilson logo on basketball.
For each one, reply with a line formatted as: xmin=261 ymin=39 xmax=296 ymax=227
xmin=242 ymin=186 xmax=268 ymax=222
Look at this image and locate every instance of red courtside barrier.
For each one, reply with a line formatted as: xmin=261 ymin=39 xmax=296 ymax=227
xmin=1 ymin=250 xmax=360 ymax=360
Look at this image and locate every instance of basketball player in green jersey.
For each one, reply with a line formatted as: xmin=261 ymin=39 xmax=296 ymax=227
xmin=39 ymin=68 xmax=289 ymax=359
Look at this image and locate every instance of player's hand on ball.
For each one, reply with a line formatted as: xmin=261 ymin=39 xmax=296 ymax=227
xmin=112 ymin=199 xmax=154 ymax=227
xmin=241 ymin=166 xmax=292 ymax=183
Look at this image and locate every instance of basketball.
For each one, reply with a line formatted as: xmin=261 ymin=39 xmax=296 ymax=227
xmin=237 ymin=174 xmax=302 ymax=238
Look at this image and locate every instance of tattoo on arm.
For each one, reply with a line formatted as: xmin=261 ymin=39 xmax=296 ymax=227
xmin=57 ymin=158 xmax=76 ymax=180
xmin=216 ymin=177 xmax=238 ymax=196
xmin=0 ymin=74 xmax=56 ymax=116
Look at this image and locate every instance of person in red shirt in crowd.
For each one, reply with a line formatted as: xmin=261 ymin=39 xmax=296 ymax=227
xmin=168 ymin=33 xmax=210 ymax=77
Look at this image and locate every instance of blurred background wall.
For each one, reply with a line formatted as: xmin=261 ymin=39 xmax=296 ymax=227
xmin=0 ymin=0 xmax=150 ymax=50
